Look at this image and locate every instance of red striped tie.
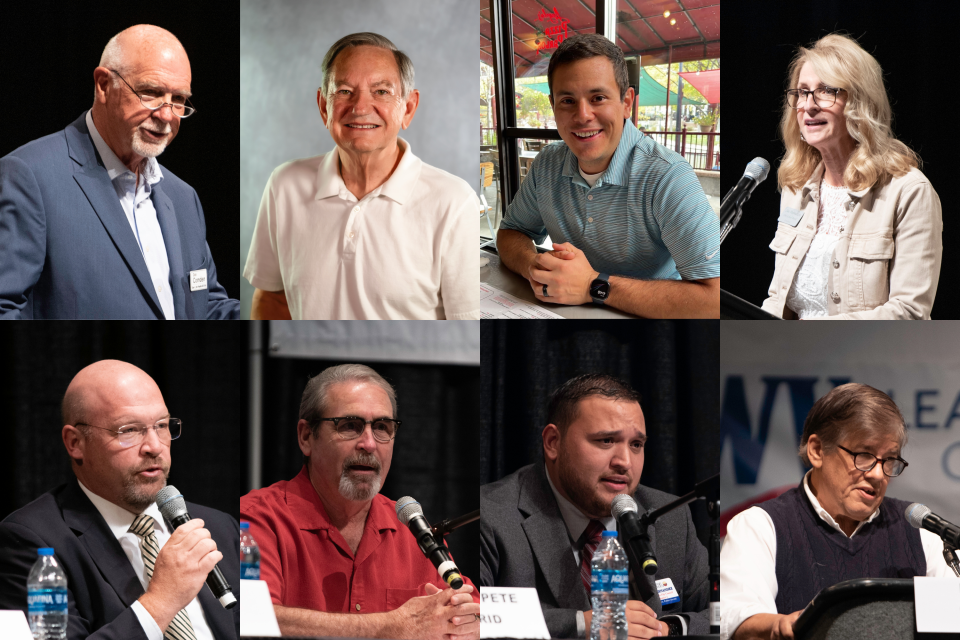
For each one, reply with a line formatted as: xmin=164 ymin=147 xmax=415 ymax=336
xmin=579 ymin=519 xmax=606 ymax=593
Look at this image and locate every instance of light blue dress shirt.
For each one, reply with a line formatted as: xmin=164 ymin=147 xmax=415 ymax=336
xmin=85 ymin=110 xmax=175 ymax=319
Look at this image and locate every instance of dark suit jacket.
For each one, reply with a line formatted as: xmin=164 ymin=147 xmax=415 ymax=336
xmin=0 ymin=113 xmax=239 ymax=319
xmin=0 ymin=478 xmax=240 ymax=640
xmin=480 ymin=463 xmax=710 ymax=638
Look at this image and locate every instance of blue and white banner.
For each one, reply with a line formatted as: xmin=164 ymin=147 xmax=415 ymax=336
xmin=720 ymin=323 xmax=960 ymax=535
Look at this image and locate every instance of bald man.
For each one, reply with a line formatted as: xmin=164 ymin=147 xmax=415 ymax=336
xmin=0 ymin=360 xmax=240 ymax=640
xmin=0 ymin=25 xmax=239 ymax=319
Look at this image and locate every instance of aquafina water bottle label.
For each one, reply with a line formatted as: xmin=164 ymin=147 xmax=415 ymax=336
xmin=27 ymin=589 xmax=68 ymax=615
xmin=241 ymin=562 xmax=260 ymax=580
xmin=590 ymin=569 xmax=629 ymax=595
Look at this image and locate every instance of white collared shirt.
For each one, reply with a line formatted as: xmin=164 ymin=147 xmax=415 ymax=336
xmin=243 ymin=138 xmax=480 ymax=319
xmin=77 ymin=481 xmax=214 ymax=640
xmin=719 ymin=470 xmax=957 ymax=640
xmin=85 ymin=110 xmax=175 ymax=320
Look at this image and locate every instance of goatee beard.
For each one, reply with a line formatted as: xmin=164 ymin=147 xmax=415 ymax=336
xmin=338 ymin=452 xmax=382 ymax=501
xmin=122 ymin=465 xmax=170 ymax=511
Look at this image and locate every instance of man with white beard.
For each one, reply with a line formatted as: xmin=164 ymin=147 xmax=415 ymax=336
xmin=240 ymin=364 xmax=480 ymax=640
xmin=0 ymin=24 xmax=238 ymax=319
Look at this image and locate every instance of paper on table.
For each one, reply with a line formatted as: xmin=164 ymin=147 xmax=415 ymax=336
xmin=914 ymin=576 xmax=960 ymax=633
xmin=479 ymin=586 xmax=551 ymax=639
xmin=0 ymin=610 xmax=33 ymax=640
xmin=480 ymin=283 xmax=564 ymax=319
xmin=240 ymin=579 xmax=281 ymax=637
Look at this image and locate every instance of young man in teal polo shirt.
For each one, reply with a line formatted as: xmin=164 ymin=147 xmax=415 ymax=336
xmin=497 ymin=34 xmax=720 ymax=318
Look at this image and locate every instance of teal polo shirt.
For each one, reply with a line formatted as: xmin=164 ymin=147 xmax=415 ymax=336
xmin=499 ymin=120 xmax=720 ymax=280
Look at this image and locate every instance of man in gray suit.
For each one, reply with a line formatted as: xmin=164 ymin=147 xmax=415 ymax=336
xmin=480 ymin=374 xmax=709 ymax=638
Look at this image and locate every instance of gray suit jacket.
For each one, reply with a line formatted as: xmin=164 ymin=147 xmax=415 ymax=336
xmin=480 ymin=463 xmax=710 ymax=638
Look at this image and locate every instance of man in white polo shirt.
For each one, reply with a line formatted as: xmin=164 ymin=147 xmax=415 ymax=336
xmin=244 ymin=32 xmax=479 ymax=320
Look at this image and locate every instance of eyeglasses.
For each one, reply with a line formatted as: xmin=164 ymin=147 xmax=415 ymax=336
xmin=109 ymin=69 xmax=196 ymax=118
xmin=785 ymin=86 xmax=845 ymax=109
xmin=76 ymin=418 xmax=182 ymax=448
xmin=837 ymin=444 xmax=908 ymax=477
xmin=320 ymin=417 xmax=400 ymax=443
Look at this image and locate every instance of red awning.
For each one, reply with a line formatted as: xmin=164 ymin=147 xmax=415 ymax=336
xmin=678 ymin=68 xmax=719 ymax=104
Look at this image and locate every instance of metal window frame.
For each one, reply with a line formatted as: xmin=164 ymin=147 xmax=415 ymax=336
xmin=488 ymin=0 xmax=616 ymax=209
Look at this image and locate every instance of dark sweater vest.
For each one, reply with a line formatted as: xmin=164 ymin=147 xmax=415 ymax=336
xmin=757 ymin=483 xmax=925 ymax=613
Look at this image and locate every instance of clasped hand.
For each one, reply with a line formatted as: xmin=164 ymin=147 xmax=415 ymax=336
xmin=527 ymin=242 xmax=599 ymax=305
xmin=395 ymin=583 xmax=479 ymax=640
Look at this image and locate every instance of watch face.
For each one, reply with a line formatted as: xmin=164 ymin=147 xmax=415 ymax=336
xmin=591 ymin=280 xmax=610 ymax=300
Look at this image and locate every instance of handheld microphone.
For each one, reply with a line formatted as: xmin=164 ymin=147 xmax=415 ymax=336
xmin=155 ymin=486 xmax=238 ymax=609
xmin=905 ymin=503 xmax=960 ymax=548
xmin=396 ymin=497 xmax=464 ymax=589
xmin=720 ymin=158 xmax=770 ymax=244
xmin=611 ymin=494 xmax=658 ymax=576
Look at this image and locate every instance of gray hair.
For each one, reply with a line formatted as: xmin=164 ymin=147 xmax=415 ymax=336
xmin=799 ymin=383 xmax=907 ymax=465
xmin=300 ymin=364 xmax=398 ymax=438
xmin=320 ymin=32 xmax=415 ymax=99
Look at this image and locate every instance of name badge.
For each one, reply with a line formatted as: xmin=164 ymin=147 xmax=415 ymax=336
xmin=189 ymin=269 xmax=208 ymax=292
xmin=655 ymin=578 xmax=680 ymax=606
xmin=778 ymin=206 xmax=804 ymax=227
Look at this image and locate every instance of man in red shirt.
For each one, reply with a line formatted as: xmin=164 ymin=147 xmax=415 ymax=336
xmin=241 ymin=364 xmax=479 ymax=639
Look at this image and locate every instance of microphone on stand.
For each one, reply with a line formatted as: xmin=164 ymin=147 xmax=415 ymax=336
xmin=905 ymin=503 xmax=960 ymax=547
xmin=720 ymin=158 xmax=770 ymax=244
xmin=155 ymin=486 xmax=238 ymax=609
xmin=611 ymin=494 xmax=658 ymax=576
xmin=396 ymin=497 xmax=464 ymax=589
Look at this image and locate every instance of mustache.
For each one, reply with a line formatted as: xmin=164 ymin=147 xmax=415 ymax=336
xmin=140 ymin=124 xmax=172 ymax=135
xmin=342 ymin=452 xmax=381 ymax=474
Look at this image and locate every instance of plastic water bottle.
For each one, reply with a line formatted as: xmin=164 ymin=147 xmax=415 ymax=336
xmin=27 ymin=547 xmax=68 ymax=640
xmin=590 ymin=531 xmax=628 ymax=640
xmin=240 ymin=521 xmax=260 ymax=580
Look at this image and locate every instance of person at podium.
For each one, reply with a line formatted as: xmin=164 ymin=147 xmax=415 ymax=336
xmin=240 ymin=364 xmax=480 ymax=639
xmin=480 ymin=373 xmax=711 ymax=637
xmin=720 ymin=383 xmax=957 ymax=640
xmin=760 ymin=34 xmax=942 ymax=320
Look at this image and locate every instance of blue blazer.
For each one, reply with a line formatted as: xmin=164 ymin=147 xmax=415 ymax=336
xmin=0 ymin=113 xmax=239 ymax=319
xmin=0 ymin=478 xmax=240 ymax=640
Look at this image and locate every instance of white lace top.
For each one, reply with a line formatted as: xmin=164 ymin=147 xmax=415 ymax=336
xmin=786 ymin=181 xmax=850 ymax=318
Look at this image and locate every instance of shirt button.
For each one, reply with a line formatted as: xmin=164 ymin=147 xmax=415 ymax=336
xmin=356 ymin=604 xmax=361 ymax=611
xmin=353 ymin=207 xmax=360 ymax=213
xmin=839 ymin=226 xmax=844 ymax=232
xmin=587 ymin=194 xmax=593 ymax=200
xmin=157 ymin=285 xmax=163 ymax=293
xmin=831 ymin=292 xmax=840 ymax=302
xmin=587 ymin=217 xmax=593 ymax=222
xmin=349 ymin=232 xmax=355 ymax=238
xmin=833 ymin=260 xmax=839 ymax=269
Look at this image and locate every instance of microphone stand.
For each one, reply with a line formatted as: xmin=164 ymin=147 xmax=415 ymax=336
xmin=719 ymin=202 xmax=742 ymax=246
xmin=431 ymin=509 xmax=480 ymax=538
xmin=944 ymin=541 xmax=960 ymax=578
xmin=639 ymin=474 xmax=719 ymax=529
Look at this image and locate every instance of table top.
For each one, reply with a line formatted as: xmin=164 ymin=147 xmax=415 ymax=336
xmin=480 ymin=249 xmax=637 ymax=319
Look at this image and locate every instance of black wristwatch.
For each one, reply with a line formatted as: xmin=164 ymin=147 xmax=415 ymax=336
xmin=589 ymin=273 xmax=610 ymax=305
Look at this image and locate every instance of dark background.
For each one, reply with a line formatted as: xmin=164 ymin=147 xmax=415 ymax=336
xmin=0 ymin=323 xmax=247 ymax=522
xmin=480 ymin=320 xmax=720 ymax=543
xmin=254 ymin=326 xmax=481 ymax=586
xmin=721 ymin=0 xmax=960 ymax=318
xmin=0 ymin=1 xmax=240 ymax=298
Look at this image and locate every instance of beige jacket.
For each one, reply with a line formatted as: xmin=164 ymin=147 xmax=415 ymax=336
xmin=761 ymin=164 xmax=942 ymax=319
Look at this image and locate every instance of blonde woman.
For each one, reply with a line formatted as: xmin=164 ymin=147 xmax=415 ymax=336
xmin=761 ymin=34 xmax=942 ymax=319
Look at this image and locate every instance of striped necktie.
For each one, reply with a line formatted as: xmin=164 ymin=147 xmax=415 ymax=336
xmin=130 ymin=513 xmax=198 ymax=640
xmin=579 ymin=519 xmax=606 ymax=594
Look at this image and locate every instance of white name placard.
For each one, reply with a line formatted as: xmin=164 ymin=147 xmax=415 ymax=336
xmin=0 ymin=610 xmax=33 ymax=640
xmin=240 ymin=579 xmax=281 ymax=637
xmin=914 ymin=576 xmax=960 ymax=633
xmin=479 ymin=586 xmax=550 ymax=639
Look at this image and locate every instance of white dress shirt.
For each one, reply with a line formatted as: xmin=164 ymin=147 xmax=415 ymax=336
xmin=85 ymin=110 xmax=175 ymax=320
xmin=720 ymin=470 xmax=958 ymax=640
xmin=78 ymin=481 xmax=214 ymax=640
xmin=243 ymin=138 xmax=480 ymax=320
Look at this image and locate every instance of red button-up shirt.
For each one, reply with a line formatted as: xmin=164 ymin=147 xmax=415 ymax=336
xmin=240 ymin=467 xmax=479 ymax=613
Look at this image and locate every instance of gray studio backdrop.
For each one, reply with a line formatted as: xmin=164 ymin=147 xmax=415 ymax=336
xmin=240 ymin=0 xmax=479 ymax=319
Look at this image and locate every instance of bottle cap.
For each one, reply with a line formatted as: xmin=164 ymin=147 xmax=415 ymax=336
xmin=240 ymin=521 xmax=250 ymax=529
xmin=38 ymin=547 xmax=54 ymax=556
xmin=601 ymin=530 xmax=618 ymax=537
